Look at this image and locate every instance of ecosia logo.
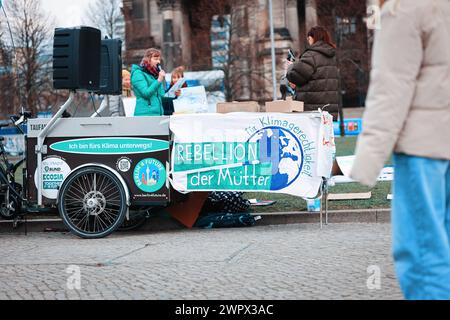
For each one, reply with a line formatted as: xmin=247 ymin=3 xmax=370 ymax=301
xmin=34 ymin=157 xmax=71 ymax=199
xmin=175 ymin=115 xmax=315 ymax=192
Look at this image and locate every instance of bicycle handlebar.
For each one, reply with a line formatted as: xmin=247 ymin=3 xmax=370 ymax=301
xmin=9 ymin=111 xmax=30 ymax=134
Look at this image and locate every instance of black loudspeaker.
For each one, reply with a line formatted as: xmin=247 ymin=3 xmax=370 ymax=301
xmin=97 ymin=38 xmax=122 ymax=95
xmin=53 ymin=26 xmax=101 ymax=91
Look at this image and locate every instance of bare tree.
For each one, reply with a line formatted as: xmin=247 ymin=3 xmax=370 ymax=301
xmin=0 ymin=0 xmax=54 ymax=116
xmin=187 ymin=0 xmax=230 ymax=70
xmin=84 ymin=0 xmax=124 ymax=39
xmin=0 ymin=33 xmax=16 ymax=118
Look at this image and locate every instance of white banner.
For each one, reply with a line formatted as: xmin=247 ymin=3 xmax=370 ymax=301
xmin=169 ymin=112 xmax=335 ymax=198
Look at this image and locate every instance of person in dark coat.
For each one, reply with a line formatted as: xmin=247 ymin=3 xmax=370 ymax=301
xmin=286 ymin=26 xmax=340 ymax=120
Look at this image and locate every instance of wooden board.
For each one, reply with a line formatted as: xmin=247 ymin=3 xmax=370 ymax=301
xmin=328 ymin=192 xmax=372 ymax=200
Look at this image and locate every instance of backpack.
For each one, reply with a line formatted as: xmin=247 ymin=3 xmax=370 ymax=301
xmin=194 ymin=212 xmax=258 ymax=229
xmin=201 ymin=191 xmax=251 ymax=214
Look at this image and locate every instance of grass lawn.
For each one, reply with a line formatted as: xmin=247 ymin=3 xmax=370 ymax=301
xmin=247 ymin=135 xmax=392 ymax=212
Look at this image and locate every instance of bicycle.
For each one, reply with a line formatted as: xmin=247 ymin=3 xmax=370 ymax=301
xmin=0 ymin=112 xmax=30 ymax=221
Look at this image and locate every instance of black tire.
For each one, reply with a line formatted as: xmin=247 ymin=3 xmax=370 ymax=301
xmin=118 ymin=206 xmax=162 ymax=232
xmin=57 ymin=166 xmax=127 ymax=239
xmin=0 ymin=183 xmax=22 ymax=220
xmin=118 ymin=210 xmax=147 ymax=231
xmin=0 ymin=196 xmax=19 ymax=220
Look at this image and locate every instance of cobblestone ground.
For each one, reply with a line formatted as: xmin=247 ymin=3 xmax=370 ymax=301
xmin=0 ymin=223 xmax=403 ymax=300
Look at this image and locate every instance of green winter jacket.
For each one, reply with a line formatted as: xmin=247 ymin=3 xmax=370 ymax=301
xmin=131 ymin=64 xmax=165 ymax=116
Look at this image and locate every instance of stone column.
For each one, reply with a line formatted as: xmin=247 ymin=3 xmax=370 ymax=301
xmin=286 ymin=0 xmax=300 ymax=54
xmin=231 ymin=5 xmax=251 ymax=100
xmin=122 ymin=0 xmax=154 ymax=65
xmin=149 ymin=0 xmax=162 ymax=46
xmin=305 ymin=0 xmax=318 ymax=33
xmin=272 ymin=0 xmax=286 ymax=29
xmin=160 ymin=0 xmax=182 ymax=71
xmin=256 ymin=0 xmax=269 ymax=40
xmin=122 ymin=0 xmax=134 ymax=64
xmin=180 ymin=5 xmax=192 ymax=68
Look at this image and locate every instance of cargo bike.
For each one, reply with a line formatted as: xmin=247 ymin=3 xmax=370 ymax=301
xmin=1 ymin=92 xmax=174 ymax=238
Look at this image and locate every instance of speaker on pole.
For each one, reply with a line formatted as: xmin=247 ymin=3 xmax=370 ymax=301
xmin=52 ymin=26 xmax=101 ymax=91
xmin=97 ymin=38 xmax=122 ymax=95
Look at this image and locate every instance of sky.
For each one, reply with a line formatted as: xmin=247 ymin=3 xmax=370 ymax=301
xmin=40 ymin=0 xmax=92 ymax=28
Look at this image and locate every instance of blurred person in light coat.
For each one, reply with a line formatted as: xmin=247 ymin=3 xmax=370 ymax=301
xmin=350 ymin=0 xmax=450 ymax=299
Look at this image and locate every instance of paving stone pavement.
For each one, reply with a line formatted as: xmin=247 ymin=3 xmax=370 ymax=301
xmin=0 ymin=223 xmax=403 ymax=300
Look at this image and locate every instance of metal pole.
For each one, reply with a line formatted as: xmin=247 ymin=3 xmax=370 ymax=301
xmin=91 ymin=95 xmax=109 ymax=117
xmin=319 ymin=194 xmax=323 ymax=229
xmin=324 ymin=178 xmax=329 ymax=225
xmin=338 ymin=69 xmax=345 ymax=137
xmin=37 ymin=91 xmax=75 ymax=206
xmin=269 ymin=0 xmax=277 ymax=101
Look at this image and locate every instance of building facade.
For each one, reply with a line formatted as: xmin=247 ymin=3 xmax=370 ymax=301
xmin=122 ymin=0 xmax=380 ymax=106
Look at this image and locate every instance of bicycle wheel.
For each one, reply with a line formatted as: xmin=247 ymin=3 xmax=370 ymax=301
xmin=0 ymin=183 xmax=22 ymax=220
xmin=57 ymin=166 xmax=127 ymax=239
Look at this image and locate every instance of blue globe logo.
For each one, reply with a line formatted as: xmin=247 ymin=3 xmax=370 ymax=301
xmin=247 ymin=126 xmax=304 ymax=190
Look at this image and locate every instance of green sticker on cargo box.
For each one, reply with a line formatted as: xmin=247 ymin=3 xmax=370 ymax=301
xmin=50 ymin=137 xmax=169 ymax=155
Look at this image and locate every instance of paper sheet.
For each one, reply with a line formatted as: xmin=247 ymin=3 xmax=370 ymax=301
xmin=165 ymin=78 xmax=186 ymax=98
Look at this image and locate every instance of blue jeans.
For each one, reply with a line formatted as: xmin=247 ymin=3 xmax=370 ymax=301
xmin=392 ymin=153 xmax=450 ymax=300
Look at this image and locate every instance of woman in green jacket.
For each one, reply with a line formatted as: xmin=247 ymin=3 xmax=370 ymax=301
xmin=131 ymin=48 xmax=166 ymax=116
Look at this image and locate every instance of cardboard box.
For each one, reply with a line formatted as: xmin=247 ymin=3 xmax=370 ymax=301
xmin=265 ymin=97 xmax=304 ymax=113
xmin=216 ymin=101 xmax=260 ymax=113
